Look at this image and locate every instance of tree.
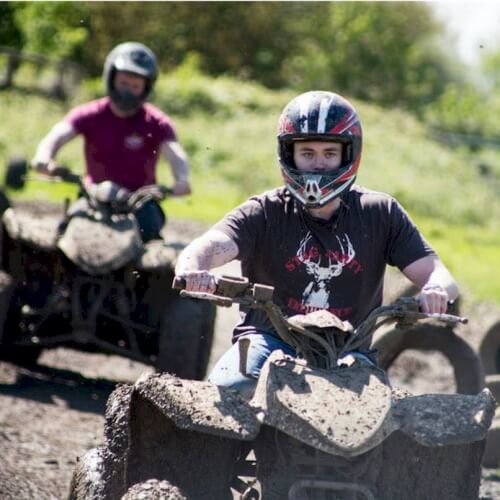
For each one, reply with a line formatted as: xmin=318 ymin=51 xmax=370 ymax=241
xmin=0 ymin=3 xmax=23 ymax=48
xmin=283 ymin=2 xmax=458 ymax=109
xmin=12 ymin=2 xmax=89 ymax=59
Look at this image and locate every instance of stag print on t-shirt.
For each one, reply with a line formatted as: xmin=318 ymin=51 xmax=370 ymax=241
xmin=291 ymin=231 xmax=360 ymax=311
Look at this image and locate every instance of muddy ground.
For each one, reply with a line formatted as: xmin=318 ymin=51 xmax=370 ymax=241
xmin=0 ymin=210 xmax=499 ymax=499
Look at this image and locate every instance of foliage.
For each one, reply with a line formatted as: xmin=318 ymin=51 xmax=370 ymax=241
xmin=11 ymin=2 xmax=88 ymax=59
xmin=0 ymin=3 xmax=22 ymax=48
xmin=284 ymin=2 xmax=460 ymax=110
xmin=82 ymin=2 xmax=313 ymax=88
xmin=423 ymin=82 xmax=500 ymax=150
xmin=2 ymin=1 xmax=462 ymax=113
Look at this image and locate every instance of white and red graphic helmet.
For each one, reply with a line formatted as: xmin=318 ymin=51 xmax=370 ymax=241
xmin=277 ymin=91 xmax=362 ymax=208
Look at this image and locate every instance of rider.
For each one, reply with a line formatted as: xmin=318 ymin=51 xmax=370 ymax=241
xmin=175 ymin=90 xmax=459 ymax=395
xmin=31 ymin=41 xmax=191 ymax=242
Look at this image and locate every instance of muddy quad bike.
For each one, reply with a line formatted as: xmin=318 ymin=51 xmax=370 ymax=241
xmin=69 ymin=275 xmax=495 ymax=500
xmin=0 ymin=158 xmax=215 ymax=379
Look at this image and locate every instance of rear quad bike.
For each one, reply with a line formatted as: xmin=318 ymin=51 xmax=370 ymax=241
xmin=69 ymin=276 xmax=496 ymax=500
xmin=0 ymin=158 xmax=215 ymax=379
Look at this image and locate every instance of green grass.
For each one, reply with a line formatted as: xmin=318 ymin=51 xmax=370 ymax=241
xmin=0 ymin=74 xmax=499 ymax=305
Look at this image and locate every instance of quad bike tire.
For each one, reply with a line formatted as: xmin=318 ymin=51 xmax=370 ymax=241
xmin=122 ymin=479 xmax=188 ymax=500
xmin=68 ymin=447 xmax=107 ymax=500
xmin=0 ymin=270 xmax=42 ymax=366
xmin=478 ymin=321 xmax=500 ymax=375
xmin=156 ymin=295 xmax=216 ymax=380
xmin=373 ymin=323 xmax=484 ymax=395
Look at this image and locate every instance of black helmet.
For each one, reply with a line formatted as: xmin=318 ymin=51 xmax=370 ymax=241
xmin=277 ymin=91 xmax=362 ymax=208
xmin=103 ymin=42 xmax=158 ymax=113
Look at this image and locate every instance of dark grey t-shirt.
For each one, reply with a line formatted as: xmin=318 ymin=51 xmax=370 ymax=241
xmin=213 ymin=185 xmax=435 ymax=347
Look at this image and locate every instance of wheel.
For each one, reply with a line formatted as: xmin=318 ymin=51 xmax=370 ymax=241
xmin=122 ymin=479 xmax=187 ymax=500
xmin=0 ymin=270 xmax=42 ymax=366
xmin=4 ymin=156 xmax=28 ymax=190
xmin=373 ymin=324 xmax=484 ymax=395
xmin=156 ymin=295 xmax=216 ymax=380
xmin=478 ymin=321 xmax=500 ymax=375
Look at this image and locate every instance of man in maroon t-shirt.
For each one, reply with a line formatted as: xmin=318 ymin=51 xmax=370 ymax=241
xmin=175 ymin=90 xmax=459 ymax=396
xmin=32 ymin=42 xmax=190 ymax=241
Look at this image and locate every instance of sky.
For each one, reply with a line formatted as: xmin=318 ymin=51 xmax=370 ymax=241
xmin=430 ymin=1 xmax=500 ymax=65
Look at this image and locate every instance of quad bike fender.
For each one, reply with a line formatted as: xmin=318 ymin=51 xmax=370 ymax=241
xmin=133 ymin=373 xmax=260 ymax=441
xmin=58 ymin=214 xmax=142 ymax=275
xmin=2 ymin=207 xmax=60 ymax=250
xmin=392 ymin=388 xmax=496 ymax=446
xmin=250 ymin=351 xmax=496 ymax=458
xmin=250 ymin=350 xmax=396 ymax=457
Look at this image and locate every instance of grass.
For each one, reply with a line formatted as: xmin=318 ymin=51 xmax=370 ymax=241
xmin=0 ymin=73 xmax=499 ymax=305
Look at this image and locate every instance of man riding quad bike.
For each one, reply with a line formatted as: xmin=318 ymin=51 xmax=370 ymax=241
xmin=0 ymin=158 xmax=215 ymax=379
xmin=0 ymin=41 xmax=215 ymax=380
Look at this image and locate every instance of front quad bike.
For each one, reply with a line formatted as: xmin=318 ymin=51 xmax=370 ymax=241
xmin=69 ymin=276 xmax=496 ymax=500
xmin=0 ymin=159 xmax=215 ymax=379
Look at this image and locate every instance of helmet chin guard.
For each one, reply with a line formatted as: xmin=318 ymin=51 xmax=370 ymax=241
xmin=282 ymin=169 xmax=356 ymax=208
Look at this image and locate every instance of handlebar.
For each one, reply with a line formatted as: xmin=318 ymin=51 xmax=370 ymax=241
xmin=172 ymin=275 xmax=467 ymax=324
xmin=173 ymin=275 xmax=468 ymax=368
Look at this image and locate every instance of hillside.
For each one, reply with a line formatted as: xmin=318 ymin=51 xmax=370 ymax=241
xmin=0 ymin=68 xmax=499 ymax=304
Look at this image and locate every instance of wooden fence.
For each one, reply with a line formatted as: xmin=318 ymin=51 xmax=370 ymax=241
xmin=0 ymin=46 xmax=85 ymax=100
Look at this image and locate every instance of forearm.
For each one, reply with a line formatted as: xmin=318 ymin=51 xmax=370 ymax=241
xmin=402 ymin=255 xmax=459 ymax=314
xmin=161 ymin=141 xmax=189 ymax=182
xmin=175 ymin=230 xmax=239 ymax=274
xmin=32 ymin=121 xmax=77 ymax=169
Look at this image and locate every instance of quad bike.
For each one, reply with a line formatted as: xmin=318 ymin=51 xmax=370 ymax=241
xmin=0 ymin=157 xmax=216 ymax=379
xmin=69 ymin=275 xmax=496 ymax=500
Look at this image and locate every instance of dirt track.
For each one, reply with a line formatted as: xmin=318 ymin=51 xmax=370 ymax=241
xmin=0 ymin=214 xmax=499 ymax=499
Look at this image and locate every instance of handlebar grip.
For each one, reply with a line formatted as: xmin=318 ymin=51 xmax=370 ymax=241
xmin=172 ymin=276 xmax=186 ymax=290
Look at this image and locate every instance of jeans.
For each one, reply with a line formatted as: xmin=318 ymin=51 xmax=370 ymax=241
xmin=208 ymin=333 xmax=296 ymax=397
xmin=134 ymin=200 xmax=166 ymax=242
xmin=208 ymin=332 xmax=376 ymax=398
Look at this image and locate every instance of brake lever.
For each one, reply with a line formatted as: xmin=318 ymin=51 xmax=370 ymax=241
xmin=179 ymin=289 xmax=234 ymax=307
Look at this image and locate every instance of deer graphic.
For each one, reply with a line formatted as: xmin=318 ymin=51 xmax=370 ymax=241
xmin=297 ymin=232 xmax=355 ymax=308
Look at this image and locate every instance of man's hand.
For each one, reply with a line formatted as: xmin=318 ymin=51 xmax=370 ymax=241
xmin=418 ymin=283 xmax=449 ymax=314
xmin=172 ymin=180 xmax=191 ymax=196
xmin=31 ymin=158 xmax=57 ymax=176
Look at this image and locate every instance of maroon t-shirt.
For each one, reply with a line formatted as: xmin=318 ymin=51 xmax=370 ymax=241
xmin=213 ymin=185 xmax=435 ymax=349
xmin=65 ymin=97 xmax=177 ymax=191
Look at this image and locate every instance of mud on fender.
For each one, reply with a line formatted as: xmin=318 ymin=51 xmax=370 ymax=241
xmin=250 ymin=350 xmax=395 ymax=457
xmin=133 ymin=372 xmax=260 ymax=440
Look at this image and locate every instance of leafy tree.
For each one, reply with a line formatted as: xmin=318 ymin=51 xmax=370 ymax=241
xmin=284 ymin=2 xmax=458 ymax=109
xmin=0 ymin=3 xmax=23 ymax=48
xmin=0 ymin=1 xmax=462 ymax=113
xmin=12 ymin=2 xmax=89 ymax=59
xmin=83 ymin=2 xmax=315 ymax=87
